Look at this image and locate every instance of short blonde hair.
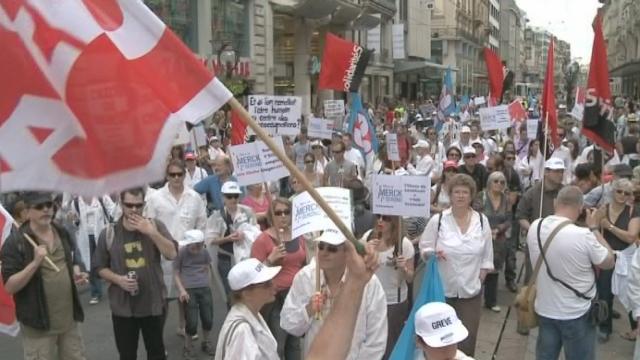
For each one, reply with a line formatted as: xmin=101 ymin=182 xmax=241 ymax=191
xmin=612 ymin=178 xmax=633 ymax=193
xmin=447 ymin=173 xmax=477 ymax=199
xmin=486 ymin=171 xmax=506 ymax=189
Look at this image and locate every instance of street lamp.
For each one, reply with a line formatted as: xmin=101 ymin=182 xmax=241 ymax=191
xmin=218 ymin=43 xmax=238 ymax=78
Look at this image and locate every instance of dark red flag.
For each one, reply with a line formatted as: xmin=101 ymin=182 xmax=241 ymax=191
xmin=230 ymin=109 xmax=247 ymax=145
xmin=483 ymin=47 xmax=503 ymax=104
xmin=541 ymin=39 xmax=559 ymax=149
xmin=581 ymin=14 xmax=615 ymax=153
xmin=318 ymin=33 xmax=372 ymax=92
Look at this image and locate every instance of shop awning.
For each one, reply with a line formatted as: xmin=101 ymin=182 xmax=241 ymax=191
xmin=610 ymin=60 xmax=640 ymax=77
xmin=394 ymin=60 xmax=459 ymax=73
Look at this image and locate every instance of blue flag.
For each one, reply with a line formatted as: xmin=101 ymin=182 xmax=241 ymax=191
xmin=436 ymin=67 xmax=455 ymax=132
xmin=347 ymin=93 xmax=379 ymax=165
xmin=389 ymin=257 xmax=446 ymax=360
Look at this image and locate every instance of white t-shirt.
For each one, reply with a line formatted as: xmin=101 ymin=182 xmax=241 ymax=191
xmin=362 ymin=232 xmax=415 ymax=304
xmin=527 ymin=215 xmax=609 ymax=320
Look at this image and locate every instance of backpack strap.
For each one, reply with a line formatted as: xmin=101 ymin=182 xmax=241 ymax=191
xmin=105 ymin=223 xmax=115 ymax=252
xmin=98 ymin=198 xmax=113 ymax=223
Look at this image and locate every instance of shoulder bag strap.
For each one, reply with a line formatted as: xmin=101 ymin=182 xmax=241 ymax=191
xmin=221 ymin=319 xmax=251 ymax=360
xmin=524 ymin=219 xmax=571 ymax=296
xmin=537 ymin=220 xmax=593 ymax=300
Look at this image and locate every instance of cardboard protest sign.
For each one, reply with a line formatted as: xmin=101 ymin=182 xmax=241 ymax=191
xmin=308 ymin=117 xmax=333 ymax=140
xmin=474 ymin=96 xmax=486 ymax=106
xmin=291 ymin=187 xmax=352 ymax=239
xmin=229 ymin=137 xmax=289 ymax=186
xmin=248 ymin=95 xmax=301 ymax=136
xmin=479 ymin=105 xmax=510 ymax=130
xmin=189 ymin=123 xmax=208 ymax=149
xmin=385 ymin=133 xmax=400 ymax=162
xmin=526 ymin=119 xmax=539 ymax=140
xmin=324 ymin=100 xmax=345 ymax=120
xmin=372 ymin=175 xmax=430 ymax=217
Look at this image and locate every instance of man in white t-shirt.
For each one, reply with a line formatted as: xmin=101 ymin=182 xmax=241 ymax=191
xmin=527 ymin=186 xmax=615 ymax=360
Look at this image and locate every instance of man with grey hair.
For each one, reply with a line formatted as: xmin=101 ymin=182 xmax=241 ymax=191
xmin=527 ymin=186 xmax=615 ymax=360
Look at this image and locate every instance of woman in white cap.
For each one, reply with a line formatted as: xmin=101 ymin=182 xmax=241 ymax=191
xmin=516 ymin=139 xmax=544 ymax=190
xmin=311 ymin=140 xmax=329 ymax=177
xmin=414 ymin=302 xmax=474 ymax=360
xmin=214 ymin=258 xmax=282 ymax=360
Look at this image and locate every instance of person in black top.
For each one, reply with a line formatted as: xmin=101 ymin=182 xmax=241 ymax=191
xmin=501 ymin=151 xmax=522 ymax=292
xmin=458 ymin=146 xmax=488 ymax=192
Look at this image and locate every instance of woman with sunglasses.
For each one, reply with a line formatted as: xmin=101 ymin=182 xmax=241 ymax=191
xmin=472 ymin=172 xmax=511 ymax=313
xmin=302 ymin=152 xmax=322 ymax=187
xmin=516 ymin=139 xmax=543 ymax=190
xmin=431 ymin=160 xmax=458 ymax=214
xmin=215 ymin=258 xmax=282 ymax=359
xmin=311 ymin=140 xmax=329 ymax=178
xmin=251 ymin=198 xmax=306 ymax=359
xmin=419 ymin=173 xmax=493 ymax=357
xmin=362 ymin=214 xmax=414 ymax=359
xmin=593 ymin=178 xmax=640 ymax=342
xmin=426 ymin=126 xmax=446 ymax=165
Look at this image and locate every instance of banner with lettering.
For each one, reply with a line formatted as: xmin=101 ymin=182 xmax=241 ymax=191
xmin=248 ymin=95 xmax=301 ymax=136
xmin=291 ymin=187 xmax=352 ymax=239
xmin=229 ymin=137 xmax=289 ymax=186
xmin=372 ymin=175 xmax=430 ymax=217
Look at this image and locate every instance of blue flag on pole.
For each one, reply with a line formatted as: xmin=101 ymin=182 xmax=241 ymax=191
xmin=436 ymin=67 xmax=455 ymax=132
xmin=389 ymin=257 xmax=446 ymax=360
xmin=347 ymin=93 xmax=379 ymax=165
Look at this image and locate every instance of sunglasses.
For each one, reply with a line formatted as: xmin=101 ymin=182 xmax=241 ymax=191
xmin=224 ymin=194 xmax=240 ymax=199
xmin=318 ymin=242 xmax=342 ymax=253
xmin=464 ymin=154 xmax=476 ymax=158
xmin=615 ymin=189 xmax=632 ymax=196
xmin=304 ymin=160 xmax=314 ymax=164
xmin=505 ymin=157 xmax=515 ymax=161
xmin=167 ymin=172 xmax=185 ymax=178
xmin=274 ymin=209 xmax=291 ymax=217
xmin=332 ymin=150 xmax=344 ymax=154
xmin=376 ymin=214 xmax=392 ymax=222
xmin=493 ymin=179 xmax=506 ymax=185
xmin=448 ymin=153 xmax=461 ymax=158
xmin=33 ymin=201 xmax=54 ymax=211
xmin=427 ymin=132 xmax=436 ymax=135
xmin=122 ymin=202 xmax=145 ymax=210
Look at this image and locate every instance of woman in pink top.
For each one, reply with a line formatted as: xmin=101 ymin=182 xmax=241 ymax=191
xmin=250 ymin=197 xmax=306 ymax=359
xmin=241 ymin=183 xmax=271 ymax=229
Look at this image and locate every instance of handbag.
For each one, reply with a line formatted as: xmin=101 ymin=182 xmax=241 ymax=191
xmin=514 ymin=218 xmax=571 ymax=331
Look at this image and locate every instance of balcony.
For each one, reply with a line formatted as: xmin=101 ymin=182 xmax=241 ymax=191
xmin=431 ymin=26 xmax=481 ymax=45
xmin=363 ymin=0 xmax=396 ymax=17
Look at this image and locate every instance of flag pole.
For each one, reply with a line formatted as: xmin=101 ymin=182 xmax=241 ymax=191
xmin=227 ymin=98 xmax=362 ymax=252
xmin=538 ymin=112 xmax=549 ymax=219
xmin=12 ymin=223 xmax=60 ymax=272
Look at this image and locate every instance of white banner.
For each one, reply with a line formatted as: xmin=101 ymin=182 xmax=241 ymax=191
xmin=291 ymin=187 xmax=352 ymax=239
xmin=526 ymin=119 xmax=539 ymax=140
xmin=392 ymin=24 xmax=405 ymax=59
xmin=367 ymin=18 xmax=381 ymax=54
xmin=479 ymin=105 xmax=511 ymax=131
xmin=372 ymin=175 xmax=430 ymax=217
xmin=474 ymin=96 xmax=486 ymax=106
xmin=324 ymin=100 xmax=345 ymax=121
xmin=308 ymin=117 xmax=333 ymax=140
xmin=229 ymin=137 xmax=289 ymax=186
xmin=248 ymin=95 xmax=301 ymax=136
xmin=385 ymin=133 xmax=400 ymax=161
xmin=189 ymin=124 xmax=207 ymax=149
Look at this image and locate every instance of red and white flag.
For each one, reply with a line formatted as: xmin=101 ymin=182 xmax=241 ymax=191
xmin=0 ymin=204 xmax=18 ymax=337
xmin=318 ymin=33 xmax=372 ymax=92
xmin=0 ymin=0 xmax=232 ymax=196
xmin=508 ymin=100 xmax=528 ymax=122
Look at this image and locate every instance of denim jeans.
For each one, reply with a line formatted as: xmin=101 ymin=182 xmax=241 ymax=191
xmin=505 ymin=220 xmax=519 ymax=282
xmin=183 ymin=287 xmax=214 ymax=336
xmin=536 ymin=311 xmax=596 ymax=360
xmin=217 ymin=255 xmax=232 ymax=297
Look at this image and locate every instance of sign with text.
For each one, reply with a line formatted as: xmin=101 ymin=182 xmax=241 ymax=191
xmin=308 ymin=117 xmax=333 ymax=140
xmin=248 ymin=95 xmax=301 ymax=136
xmin=527 ymin=119 xmax=539 ymax=139
xmin=229 ymin=137 xmax=289 ymax=186
xmin=474 ymin=96 xmax=486 ymax=106
xmin=385 ymin=133 xmax=400 ymax=162
xmin=392 ymin=23 xmax=405 ymax=59
xmin=479 ymin=105 xmax=511 ymax=131
xmin=372 ymin=175 xmax=430 ymax=217
xmin=324 ymin=99 xmax=345 ymax=121
xmin=291 ymin=187 xmax=352 ymax=239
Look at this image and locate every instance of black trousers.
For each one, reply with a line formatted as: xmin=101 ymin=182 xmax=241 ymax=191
xmin=112 ymin=314 xmax=166 ymax=360
xmin=504 ymin=220 xmax=519 ymax=282
xmin=596 ymin=268 xmax=614 ymax=335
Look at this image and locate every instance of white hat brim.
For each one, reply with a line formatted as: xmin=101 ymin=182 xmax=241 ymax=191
xmin=248 ymin=266 xmax=282 ymax=287
xmin=419 ymin=321 xmax=468 ymax=348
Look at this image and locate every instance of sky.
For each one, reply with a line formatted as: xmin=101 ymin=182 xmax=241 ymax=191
xmin=515 ymin=0 xmax=601 ymax=64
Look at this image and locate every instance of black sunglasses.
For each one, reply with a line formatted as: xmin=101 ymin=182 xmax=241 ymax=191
xmin=304 ymin=160 xmax=314 ymax=164
xmin=615 ymin=189 xmax=632 ymax=196
xmin=493 ymin=179 xmax=506 ymax=185
xmin=167 ymin=172 xmax=185 ymax=178
xmin=448 ymin=153 xmax=461 ymax=158
xmin=33 ymin=201 xmax=54 ymax=211
xmin=318 ymin=242 xmax=342 ymax=253
xmin=122 ymin=202 xmax=145 ymax=210
xmin=464 ymin=154 xmax=476 ymax=158
xmin=376 ymin=214 xmax=392 ymax=222
xmin=224 ymin=194 xmax=240 ymax=199
xmin=274 ymin=209 xmax=291 ymax=217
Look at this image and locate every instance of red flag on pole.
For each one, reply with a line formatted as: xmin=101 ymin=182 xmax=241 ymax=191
xmin=230 ymin=109 xmax=248 ymax=145
xmin=318 ymin=33 xmax=372 ymax=92
xmin=541 ymin=39 xmax=559 ymax=149
xmin=581 ymin=14 xmax=615 ymax=152
xmin=0 ymin=1 xmax=232 ymax=196
xmin=483 ymin=47 xmax=504 ymax=104
xmin=0 ymin=204 xmax=18 ymax=337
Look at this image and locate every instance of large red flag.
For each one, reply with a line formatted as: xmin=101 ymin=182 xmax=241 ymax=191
xmin=483 ymin=47 xmax=504 ymax=104
xmin=541 ymin=39 xmax=559 ymax=149
xmin=0 ymin=204 xmax=18 ymax=337
xmin=230 ymin=109 xmax=248 ymax=145
xmin=581 ymin=14 xmax=615 ymax=152
xmin=0 ymin=1 xmax=232 ymax=196
xmin=318 ymin=33 xmax=372 ymax=92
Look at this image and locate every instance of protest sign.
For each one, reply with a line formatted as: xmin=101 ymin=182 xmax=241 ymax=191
xmin=385 ymin=133 xmax=400 ymax=162
xmin=479 ymin=105 xmax=510 ymax=130
xmin=474 ymin=96 xmax=486 ymax=106
xmin=248 ymin=95 xmax=301 ymax=136
xmin=173 ymin=122 xmax=190 ymax=145
xmin=308 ymin=117 xmax=334 ymax=140
xmin=291 ymin=187 xmax=352 ymax=239
xmin=189 ymin=123 xmax=207 ymax=149
xmin=527 ymin=119 xmax=539 ymax=139
xmin=229 ymin=137 xmax=289 ymax=186
xmin=372 ymin=175 xmax=430 ymax=217
xmin=324 ymin=99 xmax=345 ymax=120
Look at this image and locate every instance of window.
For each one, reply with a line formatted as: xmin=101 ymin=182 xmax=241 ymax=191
xmin=146 ymin=0 xmax=198 ymax=51
xmin=211 ymin=0 xmax=251 ymax=57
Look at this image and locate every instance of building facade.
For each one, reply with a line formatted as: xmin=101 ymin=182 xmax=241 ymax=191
xmin=499 ymin=0 xmax=525 ymax=93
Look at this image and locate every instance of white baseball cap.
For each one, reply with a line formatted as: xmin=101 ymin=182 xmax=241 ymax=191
xmin=415 ymin=302 xmax=469 ymax=348
xmin=461 ymin=126 xmax=471 ymax=133
xmin=227 ymin=258 xmax=281 ymax=291
xmin=544 ymin=158 xmax=565 ymax=170
xmin=413 ymin=139 xmax=430 ymax=149
xmin=180 ymin=229 xmax=205 ymax=247
xmin=221 ymin=181 xmax=242 ymax=194
xmin=462 ymin=146 xmax=476 ymax=155
xmin=314 ymin=228 xmax=346 ymax=246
